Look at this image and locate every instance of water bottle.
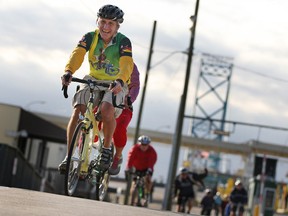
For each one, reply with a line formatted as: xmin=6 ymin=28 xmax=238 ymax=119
xmin=92 ymin=140 xmax=102 ymax=152
xmin=139 ymin=187 xmax=143 ymax=198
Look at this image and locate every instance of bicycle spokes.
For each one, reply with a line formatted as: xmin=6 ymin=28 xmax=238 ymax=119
xmin=65 ymin=122 xmax=86 ymax=196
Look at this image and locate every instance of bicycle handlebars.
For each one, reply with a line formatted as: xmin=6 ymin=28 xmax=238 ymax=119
xmin=62 ymin=77 xmax=110 ymax=98
xmin=62 ymin=77 xmax=125 ymax=109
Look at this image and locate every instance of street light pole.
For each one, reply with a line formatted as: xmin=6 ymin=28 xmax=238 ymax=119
xmin=162 ymin=0 xmax=200 ymax=210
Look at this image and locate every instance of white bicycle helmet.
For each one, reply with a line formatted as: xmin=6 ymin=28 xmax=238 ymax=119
xmin=235 ymin=179 xmax=242 ymax=186
xmin=138 ymin=135 xmax=151 ymax=145
xmin=179 ymin=167 xmax=189 ymax=174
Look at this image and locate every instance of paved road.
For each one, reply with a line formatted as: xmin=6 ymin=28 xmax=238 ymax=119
xmin=0 ymin=186 xmax=196 ymax=216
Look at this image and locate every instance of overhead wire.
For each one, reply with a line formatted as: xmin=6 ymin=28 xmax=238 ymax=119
xmin=234 ymin=65 xmax=288 ymax=83
xmin=198 ymin=50 xmax=288 ymax=83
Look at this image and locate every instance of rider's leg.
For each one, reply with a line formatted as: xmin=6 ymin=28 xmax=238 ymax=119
xmin=176 ymin=196 xmax=182 ymax=212
xmin=207 ymin=209 xmax=212 ymax=216
xmin=230 ymin=204 xmax=236 ymax=216
xmin=100 ymin=83 xmax=127 ymax=150
xmin=99 ymin=86 xmax=126 ymax=170
xmin=115 ymin=146 xmax=123 ymax=158
xmin=109 ymin=109 xmax=132 ymax=175
xmin=130 ymin=180 xmax=137 ymax=205
xmin=98 ymin=102 xmax=115 ymax=169
xmin=142 ymin=174 xmax=152 ymax=207
xmin=144 ymin=175 xmax=153 ymax=195
xmin=101 ymin=101 xmax=116 ymax=148
xmin=113 ymin=109 xmax=132 ymax=158
xmin=239 ymin=205 xmax=244 ymax=216
xmin=187 ymin=198 xmax=193 ymax=213
xmin=176 ymin=204 xmax=181 ymax=212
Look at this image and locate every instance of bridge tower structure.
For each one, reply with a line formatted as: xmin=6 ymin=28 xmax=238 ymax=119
xmin=186 ymin=53 xmax=234 ymax=172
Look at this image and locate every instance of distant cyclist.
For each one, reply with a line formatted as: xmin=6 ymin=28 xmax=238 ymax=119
xmin=174 ymin=167 xmax=208 ymax=213
xmin=174 ymin=167 xmax=197 ymax=213
xmin=125 ymin=135 xmax=157 ymax=206
xmin=200 ymin=188 xmax=214 ymax=216
xmin=229 ymin=179 xmax=248 ymax=216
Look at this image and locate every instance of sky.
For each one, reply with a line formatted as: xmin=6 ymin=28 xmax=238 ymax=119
xmin=1 ymin=0 xmax=288 ymax=182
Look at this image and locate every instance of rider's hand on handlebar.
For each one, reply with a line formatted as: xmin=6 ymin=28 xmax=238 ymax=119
xmin=61 ymin=71 xmax=72 ymax=86
xmin=146 ymin=168 xmax=153 ymax=176
xmin=124 ymin=167 xmax=136 ymax=181
xmin=129 ymin=166 xmax=136 ymax=174
xmin=109 ymin=79 xmax=123 ymax=94
xmin=126 ymin=95 xmax=133 ymax=110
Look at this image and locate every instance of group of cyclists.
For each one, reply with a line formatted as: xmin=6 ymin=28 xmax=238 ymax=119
xmin=57 ymin=3 xmax=248 ymax=213
xmin=58 ymin=3 xmax=158 ymax=206
xmin=174 ymin=166 xmax=248 ymax=215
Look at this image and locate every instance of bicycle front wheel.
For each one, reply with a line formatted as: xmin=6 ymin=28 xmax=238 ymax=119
xmin=95 ymin=171 xmax=111 ymax=201
xmin=65 ymin=122 xmax=86 ymax=196
xmin=136 ymin=186 xmax=143 ymax=207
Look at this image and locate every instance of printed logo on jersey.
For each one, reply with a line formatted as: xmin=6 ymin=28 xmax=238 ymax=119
xmin=120 ymin=45 xmax=132 ymax=54
xmin=90 ymin=48 xmax=119 ymax=76
xmin=78 ymin=36 xmax=87 ymax=48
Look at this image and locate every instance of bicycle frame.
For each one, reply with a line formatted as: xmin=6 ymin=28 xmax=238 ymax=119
xmin=63 ymin=77 xmax=115 ymax=200
xmin=130 ymin=171 xmax=148 ymax=207
xmin=79 ymin=98 xmax=101 ymax=174
xmin=136 ymin=175 xmax=145 ymax=206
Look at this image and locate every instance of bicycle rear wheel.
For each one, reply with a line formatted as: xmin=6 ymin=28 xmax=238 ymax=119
xmin=95 ymin=171 xmax=111 ymax=201
xmin=64 ymin=122 xmax=86 ymax=196
xmin=136 ymin=186 xmax=144 ymax=207
xmin=95 ymin=144 xmax=114 ymax=201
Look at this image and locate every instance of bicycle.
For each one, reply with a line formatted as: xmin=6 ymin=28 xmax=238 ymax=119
xmin=130 ymin=170 xmax=149 ymax=207
xmin=179 ymin=196 xmax=189 ymax=213
xmin=62 ymin=77 xmax=123 ymax=201
xmin=230 ymin=202 xmax=245 ymax=216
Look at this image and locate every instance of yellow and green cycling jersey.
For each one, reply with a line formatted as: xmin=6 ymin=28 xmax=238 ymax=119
xmin=65 ymin=30 xmax=133 ymax=83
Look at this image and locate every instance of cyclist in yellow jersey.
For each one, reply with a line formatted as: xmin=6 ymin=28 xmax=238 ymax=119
xmin=59 ymin=4 xmax=133 ymax=174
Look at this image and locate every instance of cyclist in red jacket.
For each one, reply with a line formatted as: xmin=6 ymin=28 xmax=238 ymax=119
xmin=126 ymin=135 xmax=157 ymax=205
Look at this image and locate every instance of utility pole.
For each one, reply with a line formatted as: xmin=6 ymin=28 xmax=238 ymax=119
xmin=162 ymin=0 xmax=200 ymax=210
xmin=124 ymin=21 xmax=157 ymax=205
xmin=133 ymin=20 xmax=157 ymax=145
xmin=259 ymin=154 xmax=267 ymax=216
